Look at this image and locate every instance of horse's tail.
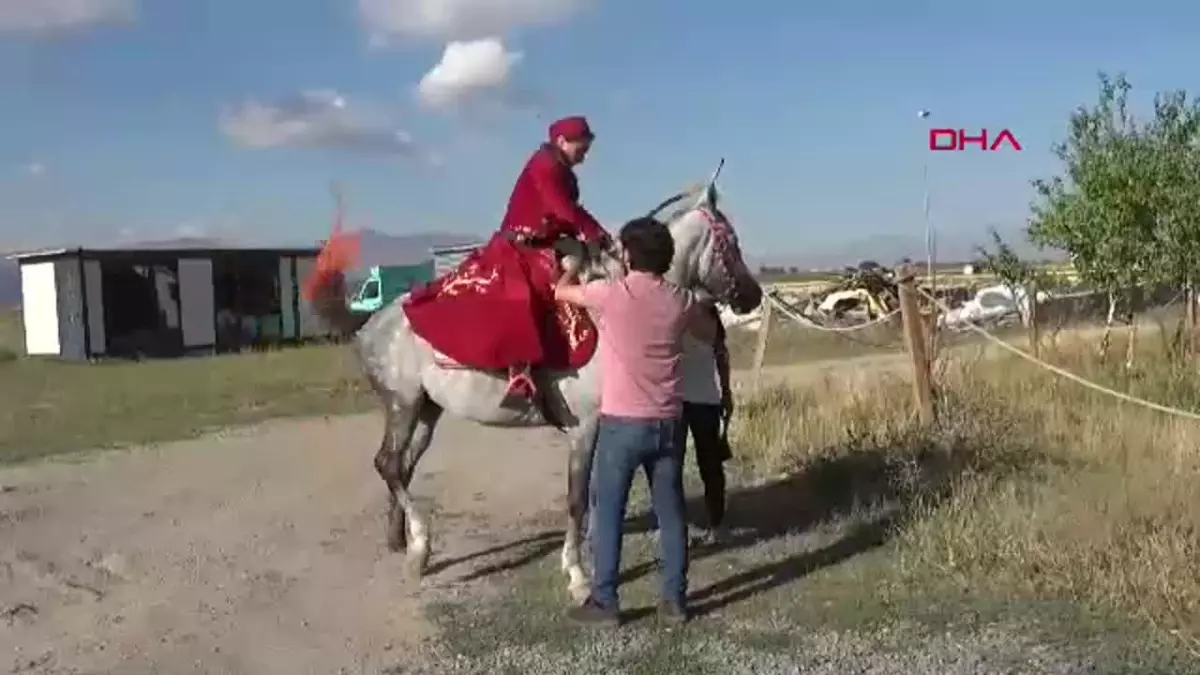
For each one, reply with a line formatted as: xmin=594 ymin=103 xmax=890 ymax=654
xmin=302 ymin=227 xmax=366 ymax=337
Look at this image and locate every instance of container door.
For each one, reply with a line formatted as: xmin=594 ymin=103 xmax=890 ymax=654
xmin=179 ymin=258 xmax=216 ymax=347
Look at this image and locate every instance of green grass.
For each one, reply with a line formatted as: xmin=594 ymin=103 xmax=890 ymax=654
xmin=0 ymin=343 xmax=374 ymax=464
xmin=0 ymin=309 xmax=21 ymax=362
xmin=425 ymin=544 xmax=1189 ymax=674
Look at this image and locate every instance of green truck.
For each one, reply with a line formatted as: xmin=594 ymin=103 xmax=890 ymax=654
xmin=348 ymin=262 xmax=435 ymax=316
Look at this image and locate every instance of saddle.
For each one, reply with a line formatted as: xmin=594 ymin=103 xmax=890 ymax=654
xmin=426 ymin=234 xmax=600 ymax=374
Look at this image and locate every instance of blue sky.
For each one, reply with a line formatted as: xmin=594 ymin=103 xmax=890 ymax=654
xmin=0 ymin=0 xmax=1195 ymax=257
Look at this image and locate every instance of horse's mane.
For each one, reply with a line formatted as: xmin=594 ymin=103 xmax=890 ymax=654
xmin=582 ymin=178 xmax=727 ymax=283
xmin=648 ymin=183 xmax=725 ymax=223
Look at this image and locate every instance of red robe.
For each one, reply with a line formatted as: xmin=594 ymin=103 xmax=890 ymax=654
xmin=402 ymin=144 xmax=606 ymax=371
xmin=499 ymin=144 xmax=607 ymax=244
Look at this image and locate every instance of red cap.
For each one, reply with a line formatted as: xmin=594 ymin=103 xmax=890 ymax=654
xmin=548 ymin=115 xmax=594 ymax=142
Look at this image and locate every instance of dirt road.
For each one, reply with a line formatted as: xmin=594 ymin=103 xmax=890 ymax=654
xmin=0 ymin=414 xmax=574 ymax=675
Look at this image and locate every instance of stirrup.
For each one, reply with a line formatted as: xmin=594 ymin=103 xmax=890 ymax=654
xmin=506 ymin=368 xmax=537 ymax=399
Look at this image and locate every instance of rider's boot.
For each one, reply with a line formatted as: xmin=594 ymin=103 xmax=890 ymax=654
xmin=506 ymin=363 xmax=537 ymax=399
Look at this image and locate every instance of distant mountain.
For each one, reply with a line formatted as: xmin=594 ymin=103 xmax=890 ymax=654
xmin=121 ymin=236 xmax=235 ymax=249
xmin=352 ymin=229 xmax=483 ymax=269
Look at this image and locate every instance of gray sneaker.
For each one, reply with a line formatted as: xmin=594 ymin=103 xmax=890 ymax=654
xmin=567 ymin=597 xmax=620 ymax=628
xmin=657 ymin=600 xmax=690 ymax=625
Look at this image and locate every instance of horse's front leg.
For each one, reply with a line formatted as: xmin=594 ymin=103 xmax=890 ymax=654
xmin=562 ymin=414 xmax=598 ymax=604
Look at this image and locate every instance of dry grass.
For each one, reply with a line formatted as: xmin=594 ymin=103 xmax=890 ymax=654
xmin=729 ymin=330 xmax=1200 ymax=649
xmin=724 ymin=319 xmax=906 ymax=369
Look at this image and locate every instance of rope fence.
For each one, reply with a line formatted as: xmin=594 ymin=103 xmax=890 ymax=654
xmin=748 ymin=265 xmax=1200 ymax=423
xmin=746 ymin=288 xmax=906 ymax=390
xmin=765 ymin=291 xmax=901 ymax=334
xmin=913 ymin=286 xmax=1200 ymax=422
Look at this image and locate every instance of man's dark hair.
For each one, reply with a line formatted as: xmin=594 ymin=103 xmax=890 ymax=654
xmin=619 ymin=217 xmax=674 ymax=275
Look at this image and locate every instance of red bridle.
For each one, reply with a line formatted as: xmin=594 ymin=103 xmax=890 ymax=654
xmin=696 ymin=207 xmax=744 ymax=303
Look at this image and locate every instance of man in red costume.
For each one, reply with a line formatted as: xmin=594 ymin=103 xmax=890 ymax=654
xmin=403 ymin=115 xmax=611 ymax=399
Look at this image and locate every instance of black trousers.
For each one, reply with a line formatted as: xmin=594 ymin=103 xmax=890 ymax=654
xmin=681 ymin=402 xmax=730 ymax=527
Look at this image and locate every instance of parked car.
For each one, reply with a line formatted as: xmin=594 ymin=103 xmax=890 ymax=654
xmin=939 ymin=284 xmax=1049 ymax=330
xmin=347 ymin=262 xmax=434 ymax=318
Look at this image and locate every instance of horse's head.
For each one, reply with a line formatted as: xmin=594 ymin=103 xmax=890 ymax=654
xmin=652 ymin=162 xmax=763 ymax=314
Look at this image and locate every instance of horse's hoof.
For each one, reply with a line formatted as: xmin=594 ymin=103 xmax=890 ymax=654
xmin=405 ymin=549 xmax=429 ymax=581
xmin=568 ymin=581 xmax=591 ymax=604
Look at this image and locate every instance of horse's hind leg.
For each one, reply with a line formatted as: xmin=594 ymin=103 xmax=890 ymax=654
xmin=374 ymin=398 xmax=419 ymax=554
xmin=375 ymin=414 xmax=403 ymax=552
xmin=562 ymin=415 xmax=598 ymax=604
xmin=398 ymin=396 xmax=443 ymax=579
xmin=374 ymin=392 xmax=443 ymax=579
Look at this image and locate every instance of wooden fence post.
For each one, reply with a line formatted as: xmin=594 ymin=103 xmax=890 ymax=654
xmin=751 ymin=291 xmax=774 ymax=392
xmin=897 ymin=265 xmax=936 ymax=425
xmin=925 ymin=284 xmax=941 ymax=364
xmin=1027 ymin=278 xmax=1040 ymax=359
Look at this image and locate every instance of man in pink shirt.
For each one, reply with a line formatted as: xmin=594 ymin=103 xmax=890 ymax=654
xmin=554 ymin=216 xmax=717 ymax=626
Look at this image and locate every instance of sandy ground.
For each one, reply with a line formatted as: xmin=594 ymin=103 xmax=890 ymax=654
xmin=0 ymin=414 xmax=575 ymax=675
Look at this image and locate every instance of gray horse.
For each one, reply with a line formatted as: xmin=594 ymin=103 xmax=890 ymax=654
xmin=307 ymin=172 xmax=762 ymax=605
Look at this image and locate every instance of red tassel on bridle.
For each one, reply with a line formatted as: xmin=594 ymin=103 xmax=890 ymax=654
xmin=302 ymin=185 xmax=361 ymax=302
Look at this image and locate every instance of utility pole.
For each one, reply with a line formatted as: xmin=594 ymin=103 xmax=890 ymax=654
xmin=917 ymin=110 xmax=935 ymax=284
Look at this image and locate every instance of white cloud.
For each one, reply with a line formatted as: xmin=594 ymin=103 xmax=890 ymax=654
xmin=218 ymin=90 xmax=418 ymax=157
xmin=417 ymin=38 xmax=523 ymax=110
xmin=22 ymin=161 xmax=46 ymax=177
xmin=0 ymin=0 xmax=135 ymax=33
xmin=359 ymin=0 xmax=583 ymax=43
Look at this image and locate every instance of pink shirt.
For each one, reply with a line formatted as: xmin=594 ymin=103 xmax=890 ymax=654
xmin=579 ymin=272 xmax=696 ymax=419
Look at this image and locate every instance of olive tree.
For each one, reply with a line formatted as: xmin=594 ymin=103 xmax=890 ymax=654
xmin=1141 ymin=89 xmax=1200 ymax=356
xmin=1027 ymin=73 xmax=1166 ymax=361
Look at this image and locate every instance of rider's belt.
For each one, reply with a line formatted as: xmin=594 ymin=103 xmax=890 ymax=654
xmin=503 ymin=230 xmax=554 ymax=247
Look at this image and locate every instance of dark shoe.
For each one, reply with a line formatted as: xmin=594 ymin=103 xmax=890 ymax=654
xmin=704 ymin=524 xmax=730 ymax=546
xmin=567 ymin=597 xmax=620 ymax=627
xmin=657 ymin=600 xmax=690 ymax=625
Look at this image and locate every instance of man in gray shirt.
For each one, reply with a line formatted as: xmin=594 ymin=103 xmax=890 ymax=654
xmin=677 ymin=303 xmax=733 ymax=541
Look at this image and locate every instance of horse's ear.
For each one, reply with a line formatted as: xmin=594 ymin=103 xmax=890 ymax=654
xmin=692 ymin=179 xmax=719 ymax=211
xmin=692 ymin=157 xmax=724 ymax=211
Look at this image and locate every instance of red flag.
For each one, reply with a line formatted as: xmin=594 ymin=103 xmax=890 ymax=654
xmin=301 ymin=191 xmax=360 ymax=302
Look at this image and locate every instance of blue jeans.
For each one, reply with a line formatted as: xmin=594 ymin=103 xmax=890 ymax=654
xmin=590 ymin=414 xmax=688 ymax=610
